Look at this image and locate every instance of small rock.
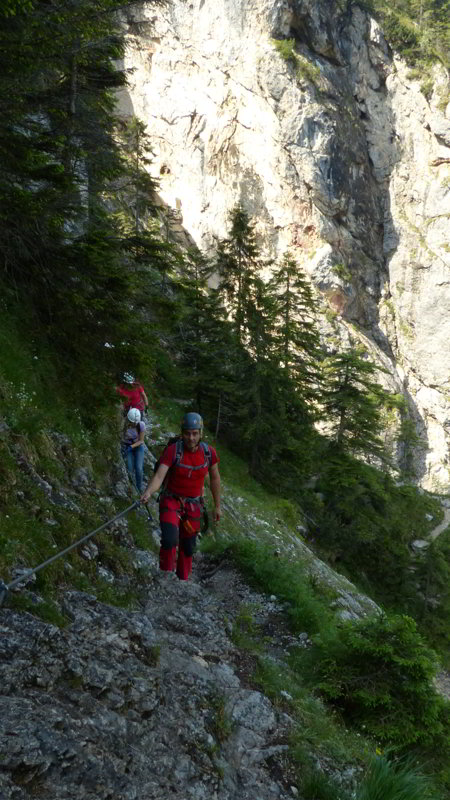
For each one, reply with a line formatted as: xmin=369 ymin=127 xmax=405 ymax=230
xmin=80 ymin=541 xmax=99 ymax=561
xmin=411 ymin=539 xmax=430 ymax=552
xmin=10 ymin=568 xmax=36 ymax=590
xmin=98 ymin=566 xmax=115 ymax=583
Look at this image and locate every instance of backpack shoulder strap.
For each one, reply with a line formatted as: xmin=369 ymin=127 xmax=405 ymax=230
xmin=154 ymin=437 xmax=181 ymax=474
xmin=200 ymin=441 xmax=212 ymax=468
xmin=174 ymin=437 xmax=184 ymax=467
xmin=163 ymin=439 xmax=210 ymax=475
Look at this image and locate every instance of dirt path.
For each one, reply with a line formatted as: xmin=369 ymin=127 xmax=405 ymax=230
xmin=428 ymin=506 xmax=450 ymax=541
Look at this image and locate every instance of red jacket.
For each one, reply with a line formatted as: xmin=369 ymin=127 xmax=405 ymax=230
xmin=160 ymin=442 xmax=219 ymax=498
xmin=116 ymin=383 xmax=146 ymax=412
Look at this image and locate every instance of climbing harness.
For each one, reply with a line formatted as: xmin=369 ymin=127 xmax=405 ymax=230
xmin=160 ymin=489 xmax=210 ymax=535
xmin=0 ymin=500 xmax=141 ymax=607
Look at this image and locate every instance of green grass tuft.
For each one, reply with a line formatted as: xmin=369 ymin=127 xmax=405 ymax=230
xmin=356 ymin=754 xmax=441 ymax=800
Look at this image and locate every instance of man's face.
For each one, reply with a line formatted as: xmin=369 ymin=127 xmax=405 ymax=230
xmin=182 ymin=428 xmax=201 ymax=451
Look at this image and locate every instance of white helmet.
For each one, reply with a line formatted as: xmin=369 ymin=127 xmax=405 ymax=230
xmin=127 ymin=408 xmax=141 ymax=424
xmin=123 ymin=372 xmax=135 ymax=384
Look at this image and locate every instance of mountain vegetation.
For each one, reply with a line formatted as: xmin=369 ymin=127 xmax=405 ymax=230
xmin=1 ymin=0 xmax=450 ymax=798
xmin=366 ymin=0 xmax=450 ymax=71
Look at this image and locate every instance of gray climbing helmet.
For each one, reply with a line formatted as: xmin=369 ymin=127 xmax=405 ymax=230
xmin=181 ymin=412 xmax=203 ymax=432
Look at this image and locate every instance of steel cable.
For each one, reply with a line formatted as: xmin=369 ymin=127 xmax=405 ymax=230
xmin=0 ymin=500 xmax=141 ymax=606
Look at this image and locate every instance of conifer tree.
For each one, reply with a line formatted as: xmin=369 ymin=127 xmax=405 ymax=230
xmin=114 ymin=116 xmax=159 ymax=234
xmin=215 ymin=206 xmax=283 ymax=463
xmin=321 ymin=347 xmax=394 ymax=463
xmin=214 ymin=214 xmax=322 ymax=479
xmin=0 ymin=0 xmax=170 ymax=416
xmin=166 ymin=248 xmax=236 ymax=430
xmin=269 ymin=252 xmax=323 ymax=407
xmin=235 ymin=275 xmax=280 ymax=475
xmin=193 ymin=288 xmax=238 ymax=433
xmin=216 ymin=204 xmax=264 ymax=345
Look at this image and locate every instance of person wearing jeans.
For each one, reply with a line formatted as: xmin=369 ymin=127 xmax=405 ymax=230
xmin=122 ymin=407 xmax=146 ymax=493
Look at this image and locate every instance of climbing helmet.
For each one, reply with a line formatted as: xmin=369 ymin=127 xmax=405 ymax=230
xmin=127 ymin=408 xmax=141 ymax=424
xmin=181 ymin=412 xmax=203 ymax=432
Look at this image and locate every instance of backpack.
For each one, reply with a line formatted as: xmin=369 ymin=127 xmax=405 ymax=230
xmin=154 ymin=436 xmax=212 ymax=481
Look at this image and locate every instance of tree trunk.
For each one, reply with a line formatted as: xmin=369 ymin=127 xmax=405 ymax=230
xmin=215 ymin=394 xmax=221 ymax=440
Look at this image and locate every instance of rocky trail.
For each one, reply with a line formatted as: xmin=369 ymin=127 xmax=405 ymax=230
xmin=1 ymin=505 xmax=450 ymax=800
xmin=0 ymin=550 xmax=310 ymax=800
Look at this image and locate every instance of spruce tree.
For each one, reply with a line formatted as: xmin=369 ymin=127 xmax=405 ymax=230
xmin=114 ymin=116 xmax=159 ymax=234
xmin=173 ymin=248 xmax=238 ymax=433
xmin=321 ymin=347 xmax=394 ymax=463
xmin=216 ymin=204 xmax=264 ymax=345
xmin=269 ymin=252 xmax=323 ymax=407
xmin=215 ymin=206 xmax=282 ymax=464
xmin=236 ymin=275 xmax=280 ymax=475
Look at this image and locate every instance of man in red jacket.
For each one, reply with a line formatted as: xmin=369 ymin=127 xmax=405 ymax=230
xmin=141 ymin=412 xmax=220 ymax=580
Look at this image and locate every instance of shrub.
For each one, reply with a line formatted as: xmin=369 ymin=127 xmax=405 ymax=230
xmin=331 ymin=263 xmax=352 ymax=282
xmin=295 ymin=54 xmax=322 ymax=87
xmin=296 ymin=612 xmax=449 ymax=750
xmin=272 ymin=37 xmax=296 ymax=63
xmin=272 ymin=38 xmax=322 ymax=89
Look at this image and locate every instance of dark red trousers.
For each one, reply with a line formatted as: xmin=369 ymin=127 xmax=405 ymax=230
xmin=159 ymin=495 xmax=201 ymax=580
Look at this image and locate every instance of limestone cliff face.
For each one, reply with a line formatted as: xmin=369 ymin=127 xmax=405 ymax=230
xmin=117 ymin=0 xmax=450 ymax=489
